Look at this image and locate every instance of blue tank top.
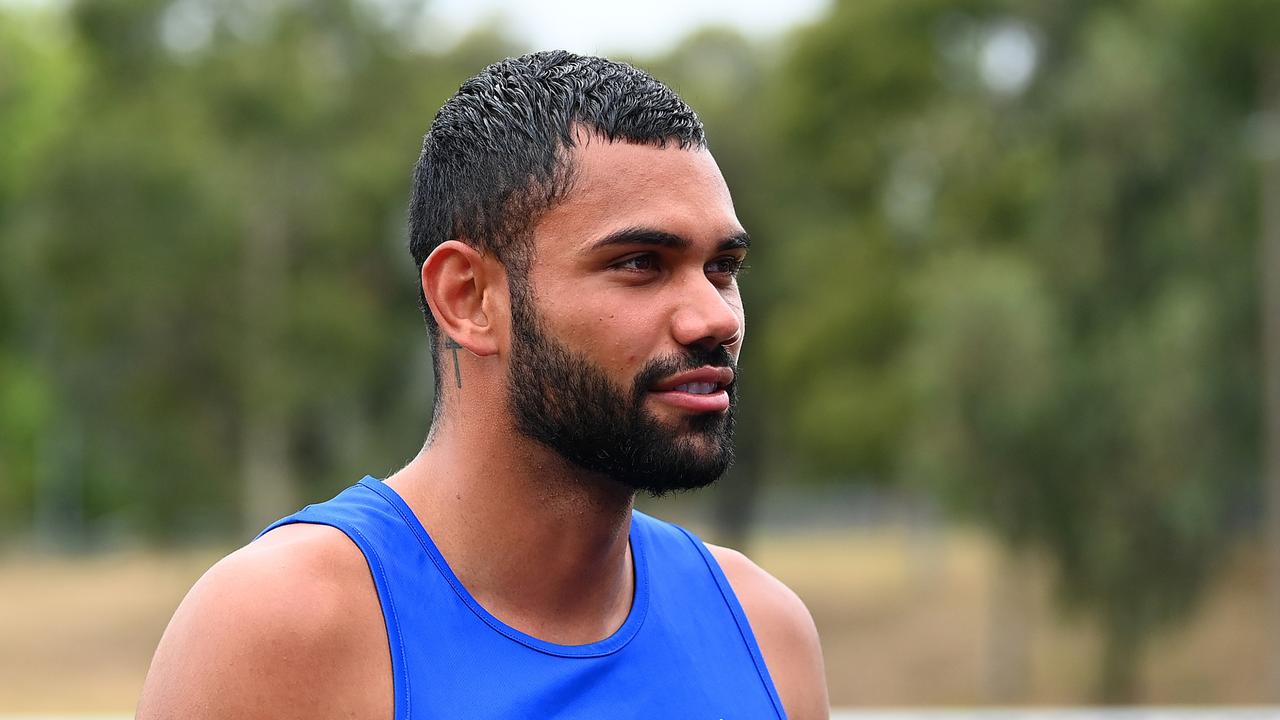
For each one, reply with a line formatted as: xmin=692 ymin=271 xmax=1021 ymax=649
xmin=258 ymin=476 xmax=787 ymax=719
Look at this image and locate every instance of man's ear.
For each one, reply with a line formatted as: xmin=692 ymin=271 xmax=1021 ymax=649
xmin=421 ymin=240 xmax=502 ymax=357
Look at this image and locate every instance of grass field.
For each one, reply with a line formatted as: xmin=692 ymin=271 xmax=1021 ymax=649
xmin=0 ymin=527 xmax=1268 ymax=713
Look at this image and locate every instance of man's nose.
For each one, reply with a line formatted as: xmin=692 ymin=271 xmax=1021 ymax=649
xmin=671 ymin=276 xmax=743 ymax=351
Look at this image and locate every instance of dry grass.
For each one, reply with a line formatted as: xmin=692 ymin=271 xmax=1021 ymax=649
xmin=753 ymin=529 xmax=1268 ymax=707
xmin=0 ymin=547 xmax=228 ymax=713
xmin=0 ymin=530 xmax=1266 ymax=712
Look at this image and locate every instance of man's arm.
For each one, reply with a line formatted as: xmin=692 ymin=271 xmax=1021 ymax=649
xmin=709 ymin=544 xmax=830 ymax=720
xmin=136 ymin=524 xmax=391 ymax=720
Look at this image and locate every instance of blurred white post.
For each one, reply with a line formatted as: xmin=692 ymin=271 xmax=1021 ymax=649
xmin=1261 ymin=54 xmax=1280 ymax=702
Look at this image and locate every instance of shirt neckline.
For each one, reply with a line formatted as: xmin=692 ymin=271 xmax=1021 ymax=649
xmin=357 ymin=475 xmax=650 ymax=658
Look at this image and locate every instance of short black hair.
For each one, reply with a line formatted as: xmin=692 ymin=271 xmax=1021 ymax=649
xmin=408 ymin=50 xmax=706 ymax=400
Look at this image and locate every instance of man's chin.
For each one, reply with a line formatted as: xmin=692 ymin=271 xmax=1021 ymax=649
xmin=629 ymin=440 xmax=732 ymax=497
xmin=623 ymin=465 xmax=727 ymax=498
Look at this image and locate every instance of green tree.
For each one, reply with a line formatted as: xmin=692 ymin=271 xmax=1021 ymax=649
xmin=8 ymin=0 xmax=518 ymax=540
xmin=769 ymin=0 xmax=1266 ymax=701
xmin=0 ymin=6 xmax=82 ymax=542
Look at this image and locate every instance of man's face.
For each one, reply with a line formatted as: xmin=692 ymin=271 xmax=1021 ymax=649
xmin=504 ymin=137 xmax=748 ymax=496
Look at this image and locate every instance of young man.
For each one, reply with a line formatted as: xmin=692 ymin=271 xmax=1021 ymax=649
xmin=138 ymin=51 xmax=828 ymax=719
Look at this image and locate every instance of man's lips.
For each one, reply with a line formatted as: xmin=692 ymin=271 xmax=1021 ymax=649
xmin=650 ymin=366 xmax=735 ymax=392
xmin=648 ymin=366 xmax=734 ymax=413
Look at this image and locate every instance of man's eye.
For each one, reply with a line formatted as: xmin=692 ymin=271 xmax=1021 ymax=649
xmin=706 ymin=257 xmax=745 ymax=276
xmin=614 ymin=254 xmax=659 ymax=272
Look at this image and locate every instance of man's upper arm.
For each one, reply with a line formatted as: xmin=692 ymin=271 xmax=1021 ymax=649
xmin=136 ymin=524 xmax=390 ymax=720
xmin=709 ymin=544 xmax=829 ymax=720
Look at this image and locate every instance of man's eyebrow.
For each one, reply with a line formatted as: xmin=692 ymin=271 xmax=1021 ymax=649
xmin=587 ymin=227 xmax=752 ymax=252
xmin=588 ymin=227 xmax=689 ymax=251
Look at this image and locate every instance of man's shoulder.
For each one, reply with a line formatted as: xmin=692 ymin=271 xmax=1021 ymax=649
xmin=704 ymin=543 xmax=816 ymax=647
xmin=137 ymin=523 xmax=391 ymax=720
xmin=207 ymin=522 xmax=379 ymax=632
xmin=706 ymin=543 xmax=830 ymax=720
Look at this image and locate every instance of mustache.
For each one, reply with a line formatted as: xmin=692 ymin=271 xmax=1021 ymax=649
xmin=632 ymin=345 xmax=737 ymax=395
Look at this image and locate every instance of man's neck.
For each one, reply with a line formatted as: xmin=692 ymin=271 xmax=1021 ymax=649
xmin=384 ymin=424 xmax=637 ymax=646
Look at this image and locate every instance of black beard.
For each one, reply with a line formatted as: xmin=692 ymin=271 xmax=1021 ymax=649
xmin=505 ymin=294 xmax=737 ymax=497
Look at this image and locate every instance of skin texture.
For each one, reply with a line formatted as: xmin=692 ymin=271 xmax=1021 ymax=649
xmin=137 ymin=136 xmax=829 ymax=719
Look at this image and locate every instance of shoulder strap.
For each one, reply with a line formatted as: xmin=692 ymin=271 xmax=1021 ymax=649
xmin=632 ymin=511 xmax=788 ymax=718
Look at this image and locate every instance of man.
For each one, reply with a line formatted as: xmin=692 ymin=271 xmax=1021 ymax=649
xmin=138 ymin=51 xmax=828 ymax=719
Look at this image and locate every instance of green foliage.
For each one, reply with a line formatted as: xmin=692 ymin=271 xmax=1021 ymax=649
xmin=0 ymin=8 xmax=79 ymax=205
xmin=0 ymin=7 xmax=81 ymax=536
xmin=905 ymin=250 xmax=1059 ymax=544
xmin=762 ymin=0 xmax=1269 ymax=700
xmin=0 ymin=0 xmax=521 ymax=539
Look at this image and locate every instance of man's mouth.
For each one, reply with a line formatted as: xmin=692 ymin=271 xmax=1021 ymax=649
xmin=649 ymin=366 xmax=734 ymax=413
xmin=673 ymin=382 xmax=719 ymax=395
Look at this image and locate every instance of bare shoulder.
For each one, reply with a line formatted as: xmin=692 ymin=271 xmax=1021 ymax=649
xmin=137 ymin=523 xmax=392 ymax=720
xmin=707 ymin=544 xmax=830 ymax=720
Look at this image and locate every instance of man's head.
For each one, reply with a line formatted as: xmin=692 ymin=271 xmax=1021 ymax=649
xmin=410 ymin=51 xmax=748 ymax=495
xmin=409 ymin=51 xmax=706 ymax=356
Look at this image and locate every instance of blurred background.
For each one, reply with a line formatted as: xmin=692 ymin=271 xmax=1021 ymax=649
xmin=1 ymin=0 xmax=1278 ymax=713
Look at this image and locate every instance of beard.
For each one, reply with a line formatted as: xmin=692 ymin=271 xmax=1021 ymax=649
xmin=505 ymin=293 xmax=737 ymax=497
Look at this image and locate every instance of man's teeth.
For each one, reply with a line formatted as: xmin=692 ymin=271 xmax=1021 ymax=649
xmin=674 ymin=382 xmax=718 ymax=395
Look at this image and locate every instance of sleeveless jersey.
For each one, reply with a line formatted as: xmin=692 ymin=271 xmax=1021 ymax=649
xmin=258 ymin=476 xmax=787 ymax=719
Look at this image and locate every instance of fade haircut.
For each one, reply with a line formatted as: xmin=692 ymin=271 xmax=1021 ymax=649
xmin=408 ymin=50 xmax=706 ymax=398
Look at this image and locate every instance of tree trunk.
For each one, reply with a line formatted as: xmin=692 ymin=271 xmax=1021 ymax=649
xmin=34 ymin=405 xmax=84 ymax=551
xmin=1260 ymin=52 xmax=1280 ymax=702
xmin=985 ymin=548 xmax=1033 ymax=703
xmin=240 ymin=178 xmax=295 ymax=535
xmin=1096 ymin=615 xmax=1141 ymax=704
